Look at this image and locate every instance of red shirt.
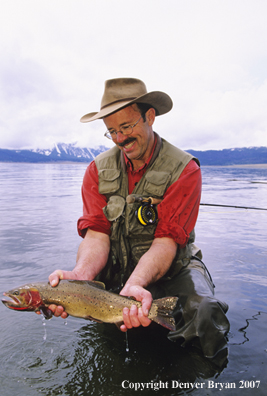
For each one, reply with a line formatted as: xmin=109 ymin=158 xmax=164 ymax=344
xmin=77 ymin=148 xmax=201 ymax=248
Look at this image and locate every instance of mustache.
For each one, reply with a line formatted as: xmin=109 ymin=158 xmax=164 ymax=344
xmin=117 ymin=137 xmax=136 ymax=147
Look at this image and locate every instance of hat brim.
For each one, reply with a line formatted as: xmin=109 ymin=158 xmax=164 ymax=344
xmin=80 ymin=91 xmax=173 ymax=123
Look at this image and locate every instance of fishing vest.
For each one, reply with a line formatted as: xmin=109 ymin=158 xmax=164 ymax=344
xmin=94 ymin=133 xmax=200 ymax=291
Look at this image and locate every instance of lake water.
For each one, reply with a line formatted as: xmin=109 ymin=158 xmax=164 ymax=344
xmin=0 ymin=162 xmax=266 ymax=396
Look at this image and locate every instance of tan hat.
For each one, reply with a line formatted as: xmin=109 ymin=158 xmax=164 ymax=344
xmin=80 ymin=77 xmax=173 ymax=122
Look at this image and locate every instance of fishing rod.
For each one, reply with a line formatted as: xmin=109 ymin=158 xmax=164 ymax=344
xmin=200 ymin=203 xmax=267 ymax=211
xmin=126 ymin=194 xmax=267 ymax=212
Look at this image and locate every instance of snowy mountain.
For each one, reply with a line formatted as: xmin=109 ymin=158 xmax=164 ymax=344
xmin=32 ymin=143 xmax=106 ymax=160
xmin=0 ymin=143 xmax=109 ymax=163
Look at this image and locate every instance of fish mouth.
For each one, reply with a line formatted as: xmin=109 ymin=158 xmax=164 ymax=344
xmin=2 ymin=292 xmax=22 ymax=308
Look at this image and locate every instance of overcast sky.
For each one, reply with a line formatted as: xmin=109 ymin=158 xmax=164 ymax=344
xmin=1 ymin=0 xmax=267 ymax=151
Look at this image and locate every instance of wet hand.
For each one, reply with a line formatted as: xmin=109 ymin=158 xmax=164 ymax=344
xmin=48 ymin=269 xmax=81 ymax=287
xmin=47 ymin=304 xmax=68 ymax=319
xmin=35 ymin=304 xmax=68 ymax=319
xmin=119 ymin=285 xmax=152 ymax=332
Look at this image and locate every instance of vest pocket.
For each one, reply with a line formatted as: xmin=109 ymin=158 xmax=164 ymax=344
xmin=103 ymin=195 xmax=125 ymax=222
xmin=98 ymin=169 xmax=121 ymax=194
xmin=143 ymin=170 xmax=171 ymax=196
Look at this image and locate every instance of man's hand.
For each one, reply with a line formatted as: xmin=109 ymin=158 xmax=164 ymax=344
xmin=119 ymin=285 xmax=152 ymax=332
xmin=117 ymin=237 xmax=177 ymax=331
xmin=48 ymin=269 xmax=82 ymax=287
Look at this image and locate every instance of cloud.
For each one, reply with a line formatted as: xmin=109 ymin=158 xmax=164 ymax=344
xmin=0 ymin=0 xmax=267 ymax=150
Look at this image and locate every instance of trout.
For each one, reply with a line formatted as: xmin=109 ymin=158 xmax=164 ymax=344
xmin=2 ymin=280 xmax=178 ymax=331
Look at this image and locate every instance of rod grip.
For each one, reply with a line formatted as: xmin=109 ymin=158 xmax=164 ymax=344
xmin=126 ymin=195 xmax=162 ymax=205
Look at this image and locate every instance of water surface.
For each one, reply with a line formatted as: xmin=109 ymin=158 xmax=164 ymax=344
xmin=0 ymin=163 xmax=266 ymax=395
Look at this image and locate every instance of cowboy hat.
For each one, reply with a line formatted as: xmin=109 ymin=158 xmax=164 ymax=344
xmin=80 ymin=78 xmax=173 ymax=122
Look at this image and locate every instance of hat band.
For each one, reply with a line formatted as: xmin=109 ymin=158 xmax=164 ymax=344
xmin=101 ymin=97 xmax=137 ymax=110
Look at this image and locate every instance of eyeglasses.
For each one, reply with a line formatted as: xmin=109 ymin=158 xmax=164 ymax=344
xmin=104 ymin=116 xmax=143 ymax=140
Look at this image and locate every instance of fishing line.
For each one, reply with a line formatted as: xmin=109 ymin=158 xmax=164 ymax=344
xmin=200 ymin=203 xmax=267 ymax=211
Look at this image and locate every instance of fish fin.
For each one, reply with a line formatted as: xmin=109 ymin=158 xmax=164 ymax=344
xmin=114 ymin=321 xmax=123 ymax=330
xmin=84 ymin=316 xmax=104 ymax=323
xmin=84 ymin=280 xmax=106 ymax=290
xmin=67 ymin=280 xmax=106 ymax=289
xmin=152 ymin=297 xmax=178 ymax=331
xmin=39 ymin=306 xmax=53 ymax=320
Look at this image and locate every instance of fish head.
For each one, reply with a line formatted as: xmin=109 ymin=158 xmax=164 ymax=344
xmin=2 ymin=284 xmax=43 ymax=312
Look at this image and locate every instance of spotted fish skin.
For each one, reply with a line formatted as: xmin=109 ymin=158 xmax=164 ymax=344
xmin=2 ymin=280 xmax=178 ymax=331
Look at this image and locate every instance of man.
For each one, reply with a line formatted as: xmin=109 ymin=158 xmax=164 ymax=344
xmin=48 ymin=78 xmax=229 ymax=358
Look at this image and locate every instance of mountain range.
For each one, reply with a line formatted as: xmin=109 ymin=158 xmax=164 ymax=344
xmin=0 ymin=143 xmax=107 ymax=164
xmin=0 ymin=143 xmax=267 ymax=166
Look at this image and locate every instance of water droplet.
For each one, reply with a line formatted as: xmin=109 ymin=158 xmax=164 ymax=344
xmin=125 ymin=331 xmax=129 ymax=353
xmin=42 ymin=316 xmax=47 ymax=340
xmin=125 ymin=356 xmax=131 ymax=364
xmin=124 ymin=331 xmax=131 ymax=363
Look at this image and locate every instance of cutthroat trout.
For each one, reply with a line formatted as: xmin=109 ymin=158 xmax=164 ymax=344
xmin=2 ymin=280 xmax=178 ymax=331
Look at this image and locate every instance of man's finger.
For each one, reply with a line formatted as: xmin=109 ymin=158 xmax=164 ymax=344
xmin=138 ymin=307 xmax=151 ymax=327
xmin=122 ymin=307 xmax=132 ymax=329
xmin=49 ymin=270 xmax=64 ymax=287
xmin=129 ymin=304 xmax=140 ymax=327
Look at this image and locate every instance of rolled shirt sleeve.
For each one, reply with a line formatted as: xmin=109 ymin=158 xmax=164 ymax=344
xmin=77 ymin=161 xmax=111 ymax=237
xmin=154 ymin=160 xmax=201 ymax=248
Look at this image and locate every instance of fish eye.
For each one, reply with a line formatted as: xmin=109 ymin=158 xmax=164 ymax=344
xmin=13 ymin=290 xmax=19 ymax=295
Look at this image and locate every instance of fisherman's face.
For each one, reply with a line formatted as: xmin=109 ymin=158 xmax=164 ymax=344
xmin=103 ymin=104 xmax=155 ymax=169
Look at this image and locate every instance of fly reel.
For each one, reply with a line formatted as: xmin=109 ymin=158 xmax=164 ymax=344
xmin=135 ymin=203 xmax=158 ymax=226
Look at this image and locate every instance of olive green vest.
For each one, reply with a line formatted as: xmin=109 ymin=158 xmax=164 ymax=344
xmin=94 ymin=134 xmax=200 ymax=291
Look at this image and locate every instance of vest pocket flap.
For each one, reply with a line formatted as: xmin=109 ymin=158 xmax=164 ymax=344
xmin=98 ymin=169 xmax=121 ymax=194
xmin=103 ymin=195 xmax=125 ymax=221
xmin=144 ymin=171 xmax=171 ymax=196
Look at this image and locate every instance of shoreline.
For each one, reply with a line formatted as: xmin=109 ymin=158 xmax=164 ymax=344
xmin=202 ymin=164 xmax=267 ymax=169
xmin=0 ymin=161 xmax=267 ymax=168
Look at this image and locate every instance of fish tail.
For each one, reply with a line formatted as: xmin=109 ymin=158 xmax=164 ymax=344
xmin=152 ymin=296 xmax=178 ymax=331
